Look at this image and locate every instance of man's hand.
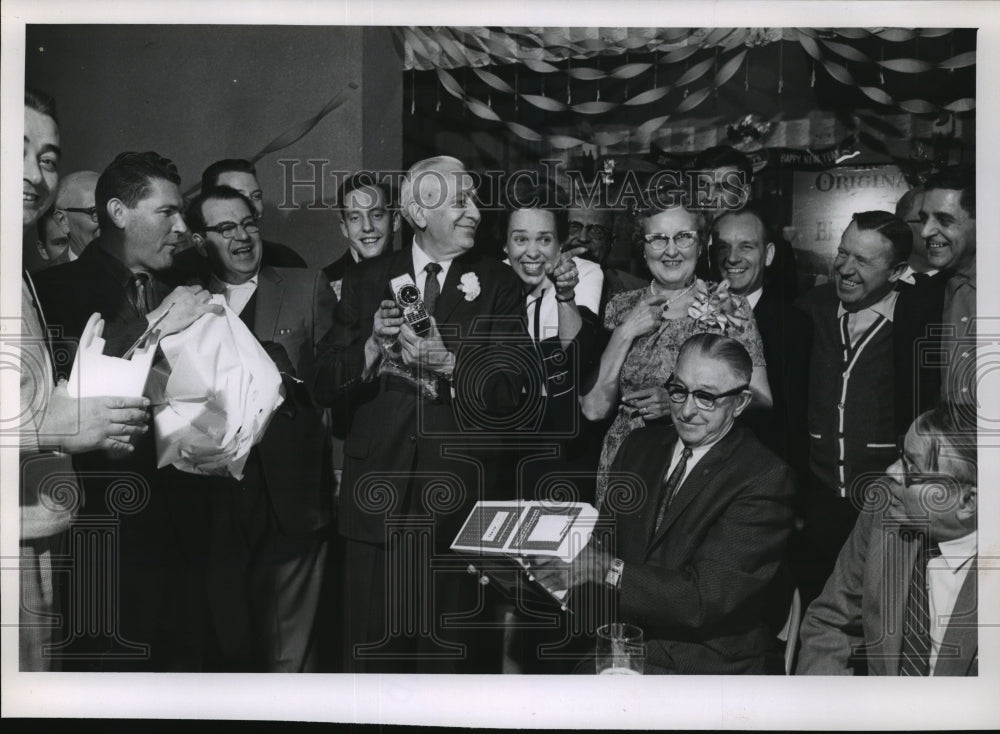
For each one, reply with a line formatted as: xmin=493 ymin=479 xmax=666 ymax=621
xmin=623 ymin=386 xmax=672 ymax=421
xmin=146 ymin=285 xmax=224 ymax=338
xmin=397 ymin=319 xmax=455 ymax=376
xmin=524 ymin=541 xmax=612 ymax=596
xmin=38 ymin=380 xmax=150 ymax=455
xmin=363 ymin=299 xmax=404 ymax=373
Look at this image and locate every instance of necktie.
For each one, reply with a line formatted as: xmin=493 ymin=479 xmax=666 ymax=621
xmin=653 ymin=446 xmax=693 ymax=536
xmin=130 ymin=272 xmax=151 ymax=317
xmin=839 ymin=311 xmax=851 ymax=358
xmin=423 ymin=262 xmax=442 ymax=316
xmin=899 ymin=532 xmax=942 ymax=676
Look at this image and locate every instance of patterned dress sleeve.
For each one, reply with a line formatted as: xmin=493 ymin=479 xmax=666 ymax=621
xmin=603 ymin=287 xmax=645 ymax=331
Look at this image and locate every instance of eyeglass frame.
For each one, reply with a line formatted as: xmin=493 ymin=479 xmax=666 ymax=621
xmin=59 ymin=206 xmax=99 ymax=222
xmin=664 ymin=374 xmax=750 ymax=411
xmin=201 ymin=217 xmax=261 ymax=240
xmin=643 ymin=231 xmax=700 ymax=251
xmin=567 ymin=221 xmax=612 ymax=241
xmin=895 ymin=437 xmax=936 ymax=488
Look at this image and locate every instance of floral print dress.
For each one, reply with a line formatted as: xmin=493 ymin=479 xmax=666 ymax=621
xmin=595 ymin=279 xmax=766 ymax=507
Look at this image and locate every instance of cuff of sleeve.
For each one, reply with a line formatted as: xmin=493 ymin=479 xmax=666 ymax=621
xmin=604 ymin=557 xmax=624 ymax=590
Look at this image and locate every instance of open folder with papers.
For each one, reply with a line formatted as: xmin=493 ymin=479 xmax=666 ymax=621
xmin=451 ymin=500 xmax=599 ymax=610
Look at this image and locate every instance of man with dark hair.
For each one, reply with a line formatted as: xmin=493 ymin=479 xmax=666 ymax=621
xmin=689 ymin=144 xmax=754 ymax=220
xmin=919 ymin=165 xmax=976 ymax=407
xmin=324 ymin=172 xmax=400 ymax=299
xmin=712 ymin=208 xmax=811 ymax=484
xmin=201 ymin=158 xmax=307 ymax=268
xmin=796 ymin=211 xmax=942 ymax=608
xmin=185 ymin=185 xmax=335 ymax=671
xmin=530 ymin=332 xmax=795 ymax=674
xmin=35 ymin=150 xmax=221 ymax=671
xmin=798 ymin=404 xmax=977 ymax=676
xmin=894 ymin=187 xmax=936 ymax=282
xmin=32 ymin=207 xmax=71 ymax=268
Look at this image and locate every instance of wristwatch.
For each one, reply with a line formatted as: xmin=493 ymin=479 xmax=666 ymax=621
xmin=604 ymin=557 xmax=625 ymax=590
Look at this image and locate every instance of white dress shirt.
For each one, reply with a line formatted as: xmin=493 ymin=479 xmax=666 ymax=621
xmin=210 ymin=273 xmax=258 ymax=316
xmin=411 ymin=239 xmax=453 ymax=300
xmin=744 ymin=287 xmax=763 ymax=311
xmin=663 ymin=432 xmax=726 ymax=489
xmin=928 ymin=530 xmax=977 ymax=674
xmin=510 ymin=256 xmax=603 ymax=343
xmin=837 ymin=288 xmax=899 ymax=346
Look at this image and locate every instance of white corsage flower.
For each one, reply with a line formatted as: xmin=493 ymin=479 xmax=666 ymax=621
xmin=457 ymin=272 xmax=480 ymax=301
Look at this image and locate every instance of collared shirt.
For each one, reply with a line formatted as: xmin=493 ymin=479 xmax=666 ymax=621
xmin=210 ymin=272 xmax=259 ymax=316
xmin=898 ymin=265 xmax=939 ymax=285
xmin=928 ymin=530 xmax=977 ymax=674
xmin=664 ymin=431 xmax=727 ymax=489
xmin=96 ymin=240 xmax=171 ymax=319
xmin=744 ymin=287 xmax=763 ymax=310
xmin=941 ymin=263 xmax=976 ymax=404
xmin=511 ymin=256 xmax=603 ymax=343
xmin=837 ymin=288 xmax=899 ymax=347
xmin=411 ymin=238 xmax=454 ymax=300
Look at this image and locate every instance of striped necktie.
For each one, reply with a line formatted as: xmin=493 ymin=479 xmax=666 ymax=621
xmin=899 ymin=532 xmax=942 ymax=676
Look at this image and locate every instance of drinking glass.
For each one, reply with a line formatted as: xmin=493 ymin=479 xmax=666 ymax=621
xmin=595 ymin=622 xmax=645 ymax=675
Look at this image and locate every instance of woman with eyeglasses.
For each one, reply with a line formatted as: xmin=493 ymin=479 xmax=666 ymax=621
xmin=581 ymin=202 xmax=772 ymax=506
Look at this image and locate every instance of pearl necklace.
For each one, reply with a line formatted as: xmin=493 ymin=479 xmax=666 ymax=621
xmin=650 ymin=279 xmax=696 ymax=309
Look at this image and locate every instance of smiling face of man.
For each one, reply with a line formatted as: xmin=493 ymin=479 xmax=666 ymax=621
xmin=195 ymin=196 xmax=262 ymax=284
xmin=339 ymin=185 xmax=397 ymax=261
xmin=23 ymin=106 xmax=60 ymax=228
xmin=113 ymin=177 xmax=188 ymax=273
xmin=409 ymin=160 xmax=480 ymax=260
xmin=668 ymin=348 xmax=752 ymax=449
xmin=833 ymin=221 xmax=903 ymax=311
xmin=713 ymin=211 xmax=774 ymax=296
xmin=919 ymin=187 xmax=976 ymax=274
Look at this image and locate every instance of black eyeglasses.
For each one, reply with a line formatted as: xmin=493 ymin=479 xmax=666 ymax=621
xmin=203 ymin=217 xmax=260 ymax=239
xmin=664 ymin=374 xmax=749 ymax=410
xmin=60 ymin=206 xmax=98 ymax=222
xmin=568 ymin=222 xmax=611 ymax=241
xmin=896 ymin=438 xmax=934 ymax=488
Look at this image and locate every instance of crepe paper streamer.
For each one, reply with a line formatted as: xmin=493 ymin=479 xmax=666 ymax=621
xmin=568 ymin=66 xmax=606 ymax=81
xmin=875 ymin=28 xmax=918 ymax=43
xmin=437 ymin=68 xmax=466 ymax=99
xmin=821 ymin=39 xmax=873 ymax=64
xmin=944 ymin=98 xmax=976 ymax=113
xmin=940 ymin=51 xmax=976 ymax=70
xmin=624 ymin=86 xmax=672 ymax=106
xmin=521 ymin=93 xmax=568 ymax=112
xmin=675 ymin=56 xmax=715 ymax=86
xmin=247 ymin=81 xmax=357 ymax=167
xmin=505 ymin=121 xmax=543 ymax=142
xmin=714 ymin=50 xmax=747 ymax=87
xmin=549 ymin=135 xmax=588 ymax=149
xmin=796 ymin=30 xmax=824 ymax=61
xmin=466 ymin=98 xmax=502 ymax=122
xmin=611 ymin=62 xmax=654 ymax=80
xmin=822 ymin=59 xmax=856 ymax=86
xmin=676 ymin=86 xmax=713 ymax=114
xmin=472 ymin=67 xmax=515 ymax=94
xmin=878 ymin=58 xmax=934 ymax=73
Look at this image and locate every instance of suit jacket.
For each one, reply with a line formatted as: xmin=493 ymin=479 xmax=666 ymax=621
xmin=893 ymin=273 xmax=946 ymax=435
xmin=604 ymin=424 xmax=795 ymax=674
xmin=744 ymin=286 xmax=812 ymax=482
xmin=238 ymin=265 xmax=336 ymax=534
xmin=797 ymin=505 xmax=977 ymax=675
xmin=312 ymin=245 xmax=531 ymax=545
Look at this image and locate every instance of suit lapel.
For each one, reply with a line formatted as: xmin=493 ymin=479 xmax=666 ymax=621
xmin=254 ymin=266 xmax=283 ymax=341
xmin=935 ymin=557 xmax=978 ymax=676
xmin=647 ymin=428 xmax=742 ymax=549
xmin=434 ymin=255 xmax=469 ymax=324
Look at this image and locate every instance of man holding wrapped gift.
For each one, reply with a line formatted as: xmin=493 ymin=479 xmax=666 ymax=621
xmin=529 ymin=334 xmax=795 ymax=674
xmin=34 ymin=151 xmax=222 ymax=670
xmin=185 ymin=184 xmax=336 ymax=671
xmin=313 ymin=155 xmax=531 ymax=673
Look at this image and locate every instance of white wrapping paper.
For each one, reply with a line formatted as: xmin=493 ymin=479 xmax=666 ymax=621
xmin=146 ymin=295 xmax=284 ymax=479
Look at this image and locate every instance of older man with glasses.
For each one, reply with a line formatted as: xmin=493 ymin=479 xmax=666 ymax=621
xmin=530 ymin=332 xmax=794 ymax=674
xmin=52 ymin=170 xmax=100 ymax=260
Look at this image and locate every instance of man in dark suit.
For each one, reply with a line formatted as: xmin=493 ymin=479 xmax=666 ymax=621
xmin=531 ymin=333 xmax=795 ymax=674
xmin=34 ymin=151 xmax=221 ymax=670
xmin=712 ymin=207 xmax=811 ymax=482
xmin=796 ymin=211 xmax=943 ymax=609
xmin=185 ymin=185 xmax=336 ymax=671
xmin=323 ymin=172 xmax=400 ymax=299
xmin=201 ymin=158 xmax=307 ymax=268
xmin=798 ymin=404 xmax=977 ymax=675
xmin=313 ymin=155 xmax=531 ymax=673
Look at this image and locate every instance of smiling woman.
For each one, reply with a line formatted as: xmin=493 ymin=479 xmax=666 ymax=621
xmin=581 ymin=199 xmax=772 ymax=506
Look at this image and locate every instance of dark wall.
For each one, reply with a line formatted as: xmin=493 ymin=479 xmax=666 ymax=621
xmin=25 ymin=25 xmax=403 ymax=269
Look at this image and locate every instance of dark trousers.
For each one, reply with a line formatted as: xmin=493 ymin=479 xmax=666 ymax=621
xmin=206 ymin=472 xmax=328 ymax=673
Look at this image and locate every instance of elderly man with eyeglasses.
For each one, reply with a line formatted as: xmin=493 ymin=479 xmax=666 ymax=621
xmin=51 ymin=170 xmax=100 ymax=260
xmin=530 ymin=332 xmax=795 ymax=674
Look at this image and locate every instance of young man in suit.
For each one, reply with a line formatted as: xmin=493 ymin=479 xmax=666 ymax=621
xmin=186 ymin=185 xmax=336 ymax=671
xmin=323 ymin=172 xmax=400 ymax=299
xmin=797 ymin=404 xmax=977 ymax=675
xmin=712 ymin=207 xmax=811 ymax=482
xmin=34 ymin=151 xmax=221 ymax=670
xmin=313 ymin=155 xmax=532 ymax=673
xmin=531 ymin=333 xmax=795 ymax=674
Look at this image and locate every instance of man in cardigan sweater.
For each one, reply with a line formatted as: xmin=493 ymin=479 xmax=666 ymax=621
xmin=796 ymin=211 xmax=941 ymax=610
